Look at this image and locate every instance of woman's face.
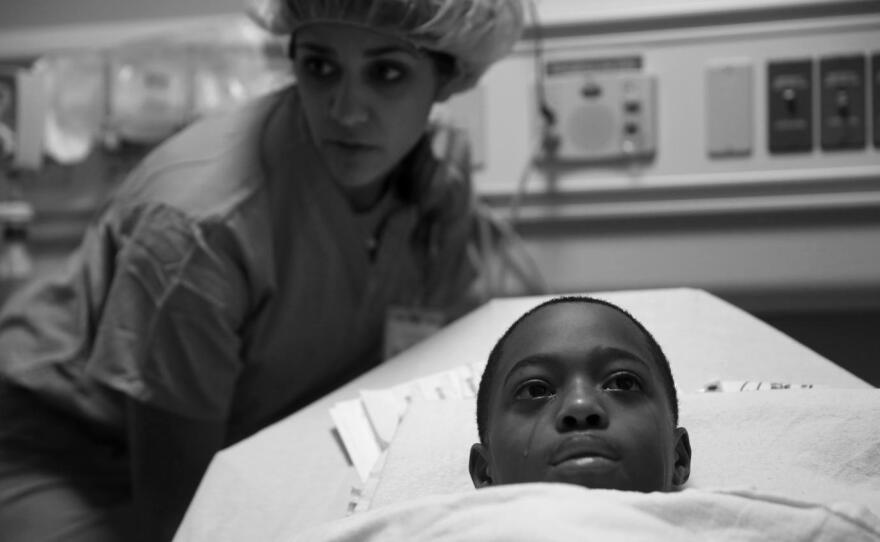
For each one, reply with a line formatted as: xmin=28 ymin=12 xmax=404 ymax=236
xmin=292 ymin=24 xmax=442 ymax=192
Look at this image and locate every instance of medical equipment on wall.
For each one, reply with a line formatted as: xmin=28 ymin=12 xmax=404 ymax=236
xmin=34 ymin=17 xmax=292 ymax=161
xmin=106 ymin=43 xmax=192 ymax=146
xmin=541 ymin=71 xmax=658 ymax=163
xmin=0 ymin=66 xmax=43 ymax=291
xmin=0 ymin=66 xmax=44 ymax=171
xmin=37 ymin=52 xmax=105 ymax=164
xmin=0 ymin=17 xmax=292 ymax=299
xmin=0 ymin=200 xmax=34 ymax=284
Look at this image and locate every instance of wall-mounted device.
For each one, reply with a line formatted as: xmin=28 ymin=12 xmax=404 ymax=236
xmin=0 ymin=66 xmax=44 ymax=171
xmin=874 ymin=53 xmax=880 ymax=149
xmin=542 ymin=71 xmax=657 ymax=163
xmin=820 ymin=55 xmax=867 ymax=151
xmin=767 ymin=59 xmax=813 ymax=154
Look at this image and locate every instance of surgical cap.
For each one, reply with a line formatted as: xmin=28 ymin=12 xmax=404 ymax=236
xmin=247 ymin=0 xmax=525 ymax=96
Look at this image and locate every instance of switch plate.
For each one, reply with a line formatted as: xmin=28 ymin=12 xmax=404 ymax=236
xmin=873 ymin=53 xmax=879 ymax=149
xmin=706 ymin=60 xmax=753 ymax=157
xmin=820 ymin=55 xmax=866 ymax=150
xmin=767 ymin=59 xmax=813 ymax=154
xmin=543 ymin=71 xmax=657 ymax=162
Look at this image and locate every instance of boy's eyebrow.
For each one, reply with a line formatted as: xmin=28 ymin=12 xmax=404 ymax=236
xmin=296 ymin=42 xmax=418 ymax=59
xmin=592 ymin=345 xmax=652 ymax=369
xmin=502 ymin=346 xmax=652 ymax=386
xmin=503 ymin=354 xmax=555 ymax=384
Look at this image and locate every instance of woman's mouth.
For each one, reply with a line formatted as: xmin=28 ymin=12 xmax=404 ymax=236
xmin=325 ymin=139 xmax=376 ymax=152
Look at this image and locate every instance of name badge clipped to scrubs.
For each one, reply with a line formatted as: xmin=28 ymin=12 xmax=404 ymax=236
xmin=384 ymin=306 xmax=445 ymax=360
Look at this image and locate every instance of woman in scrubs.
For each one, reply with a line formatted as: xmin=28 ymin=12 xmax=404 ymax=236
xmin=0 ymin=1 xmax=524 ymax=540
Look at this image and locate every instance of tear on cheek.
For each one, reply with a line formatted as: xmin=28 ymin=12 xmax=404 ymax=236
xmin=523 ymin=414 xmax=543 ymax=459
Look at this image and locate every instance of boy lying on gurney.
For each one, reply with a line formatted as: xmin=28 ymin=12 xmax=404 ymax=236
xmin=468 ymin=295 xmax=691 ymax=493
xmin=294 ymin=296 xmax=880 ymax=541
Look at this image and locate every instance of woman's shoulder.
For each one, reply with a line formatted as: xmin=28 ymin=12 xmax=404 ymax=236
xmin=111 ymin=88 xmax=294 ymax=222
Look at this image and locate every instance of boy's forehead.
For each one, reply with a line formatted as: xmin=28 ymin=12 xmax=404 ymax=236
xmin=498 ymin=302 xmax=654 ymax=373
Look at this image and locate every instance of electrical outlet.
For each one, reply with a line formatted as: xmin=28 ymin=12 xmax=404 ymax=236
xmin=820 ymin=54 xmax=866 ymax=150
xmin=767 ymin=59 xmax=813 ymax=154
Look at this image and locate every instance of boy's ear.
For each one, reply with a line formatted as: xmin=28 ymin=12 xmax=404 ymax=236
xmin=671 ymin=427 xmax=692 ymax=487
xmin=469 ymin=443 xmax=494 ymax=489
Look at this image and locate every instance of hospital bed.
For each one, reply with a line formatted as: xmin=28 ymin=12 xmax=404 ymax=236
xmin=174 ymin=288 xmax=878 ymax=541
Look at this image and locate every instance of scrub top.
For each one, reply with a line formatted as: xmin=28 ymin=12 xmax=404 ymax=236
xmin=0 ymin=85 xmax=477 ymax=446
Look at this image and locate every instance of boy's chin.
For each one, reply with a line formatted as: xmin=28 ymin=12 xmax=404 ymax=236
xmin=543 ymin=471 xmax=668 ymax=493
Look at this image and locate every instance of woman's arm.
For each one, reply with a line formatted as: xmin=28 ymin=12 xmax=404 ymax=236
xmin=127 ymin=398 xmax=226 ymax=542
xmin=84 ymin=206 xmax=251 ymax=541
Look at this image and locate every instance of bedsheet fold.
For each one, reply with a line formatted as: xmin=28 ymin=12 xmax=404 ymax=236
xmin=289 ymin=483 xmax=880 ymax=542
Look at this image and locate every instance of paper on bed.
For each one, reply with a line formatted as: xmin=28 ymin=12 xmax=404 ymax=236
xmin=365 ymin=388 xmax=880 ymax=516
xmin=329 ymin=400 xmax=382 ymax=482
xmin=331 ymin=362 xmax=483 ymax=482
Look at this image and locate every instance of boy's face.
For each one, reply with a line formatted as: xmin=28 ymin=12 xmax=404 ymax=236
xmin=470 ymin=303 xmax=690 ymax=492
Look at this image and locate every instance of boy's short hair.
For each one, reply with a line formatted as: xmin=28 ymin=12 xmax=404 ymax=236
xmin=475 ymin=295 xmax=680 ymax=443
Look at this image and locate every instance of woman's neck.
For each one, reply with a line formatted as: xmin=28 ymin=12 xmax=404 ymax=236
xmin=343 ymin=178 xmax=391 ymax=213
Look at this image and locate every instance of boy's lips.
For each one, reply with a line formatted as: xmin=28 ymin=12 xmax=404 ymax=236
xmin=549 ymin=437 xmax=619 ymax=466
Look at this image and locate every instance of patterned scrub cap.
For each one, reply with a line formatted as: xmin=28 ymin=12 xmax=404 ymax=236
xmin=247 ymin=0 xmax=525 ymax=96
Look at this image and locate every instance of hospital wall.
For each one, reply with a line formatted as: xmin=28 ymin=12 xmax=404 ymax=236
xmin=457 ymin=0 xmax=880 ymax=384
xmin=0 ymin=0 xmax=243 ymax=31
xmin=0 ymin=0 xmax=878 ymax=385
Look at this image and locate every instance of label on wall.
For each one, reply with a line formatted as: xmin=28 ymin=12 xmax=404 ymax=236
xmin=545 ymin=55 xmax=642 ymax=77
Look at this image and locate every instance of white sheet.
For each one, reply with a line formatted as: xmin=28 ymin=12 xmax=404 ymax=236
xmin=289 ymin=483 xmax=880 ymax=542
xmin=366 ymin=389 xmax=880 ymax=517
xmin=175 ymin=289 xmax=873 ymax=541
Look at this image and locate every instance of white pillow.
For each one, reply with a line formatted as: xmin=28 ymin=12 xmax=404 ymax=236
xmin=367 ymin=389 xmax=880 ymax=516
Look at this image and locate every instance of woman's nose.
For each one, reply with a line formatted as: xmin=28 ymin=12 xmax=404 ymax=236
xmin=329 ymin=79 xmax=369 ymax=127
xmin=555 ymin=385 xmax=608 ymax=432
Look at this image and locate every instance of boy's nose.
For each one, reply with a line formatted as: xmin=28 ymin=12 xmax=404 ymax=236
xmin=329 ymin=79 xmax=369 ymax=127
xmin=555 ymin=386 xmax=608 ymax=432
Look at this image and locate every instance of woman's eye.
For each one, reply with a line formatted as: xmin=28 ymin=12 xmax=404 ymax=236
xmin=605 ymin=373 xmax=642 ymax=392
xmin=370 ymin=62 xmax=406 ymax=83
xmin=514 ymin=380 xmax=554 ymax=400
xmin=300 ymin=57 xmax=337 ymax=79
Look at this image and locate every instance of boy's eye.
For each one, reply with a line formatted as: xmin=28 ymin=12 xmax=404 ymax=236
xmin=604 ymin=373 xmax=642 ymax=392
xmin=514 ymin=380 xmax=554 ymax=400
